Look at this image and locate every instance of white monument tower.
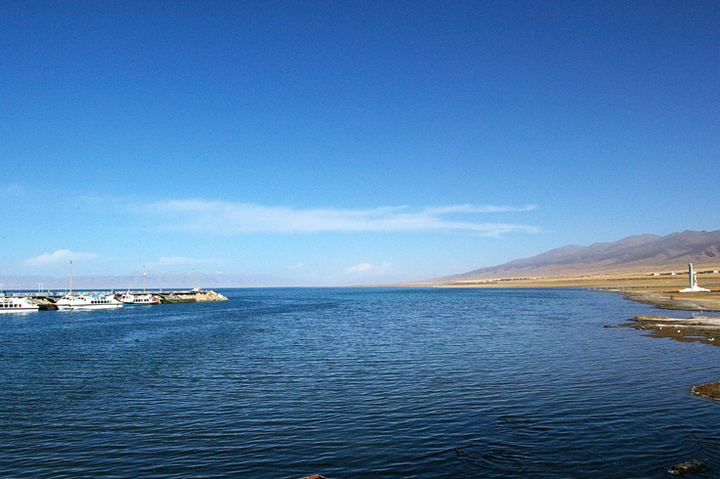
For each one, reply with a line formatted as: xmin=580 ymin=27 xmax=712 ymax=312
xmin=679 ymin=263 xmax=710 ymax=292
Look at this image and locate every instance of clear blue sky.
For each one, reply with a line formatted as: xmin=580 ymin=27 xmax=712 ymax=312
xmin=2 ymin=0 xmax=718 ymax=285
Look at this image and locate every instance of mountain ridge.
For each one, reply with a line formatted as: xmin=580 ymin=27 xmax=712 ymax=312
xmin=443 ymin=230 xmax=720 ymax=281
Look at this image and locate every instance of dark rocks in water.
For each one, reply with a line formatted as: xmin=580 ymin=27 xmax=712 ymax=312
xmin=668 ymin=459 xmax=708 ymax=475
xmin=692 ymin=382 xmax=720 ymax=400
xmin=614 ymin=315 xmax=720 ymax=347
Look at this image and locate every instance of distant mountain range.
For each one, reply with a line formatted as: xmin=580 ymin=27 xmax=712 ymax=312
xmin=5 ymin=230 xmax=720 ymax=290
xmin=442 ymin=229 xmax=720 ymax=282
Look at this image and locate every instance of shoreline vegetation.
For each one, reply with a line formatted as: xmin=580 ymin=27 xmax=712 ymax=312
xmin=410 ymin=271 xmax=720 ymax=401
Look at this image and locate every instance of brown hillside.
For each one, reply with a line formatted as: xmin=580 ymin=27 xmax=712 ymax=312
xmin=442 ymin=230 xmax=720 ymax=282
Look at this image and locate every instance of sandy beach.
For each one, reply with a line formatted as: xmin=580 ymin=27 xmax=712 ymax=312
xmin=415 ymin=270 xmax=720 ymax=311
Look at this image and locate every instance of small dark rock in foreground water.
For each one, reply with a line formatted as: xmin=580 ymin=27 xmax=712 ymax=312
xmin=691 ymin=382 xmax=720 ymax=400
xmin=668 ymin=459 xmax=708 ymax=475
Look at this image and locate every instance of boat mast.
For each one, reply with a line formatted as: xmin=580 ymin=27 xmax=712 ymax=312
xmin=69 ymin=261 xmax=73 ymax=294
xmin=143 ymin=265 xmax=146 ymax=293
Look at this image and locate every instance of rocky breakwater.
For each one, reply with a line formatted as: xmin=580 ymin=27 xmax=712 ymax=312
xmin=159 ymin=290 xmax=228 ymax=303
xmin=195 ymin=290 xmax=228 ymax=302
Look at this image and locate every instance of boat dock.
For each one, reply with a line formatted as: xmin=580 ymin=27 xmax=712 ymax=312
xmin=10 ymin=289 xmax=228 ymax=310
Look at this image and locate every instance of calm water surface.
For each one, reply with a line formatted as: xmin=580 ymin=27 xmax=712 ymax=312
xmin=2 ymin=288 xmax=720 ymax=478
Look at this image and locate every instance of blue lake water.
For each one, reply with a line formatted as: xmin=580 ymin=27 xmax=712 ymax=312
xmin=2 ymin=287 xmax=720 ymax=478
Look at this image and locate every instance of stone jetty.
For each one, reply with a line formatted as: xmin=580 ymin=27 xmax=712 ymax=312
xmin=157 ymin=290 xmax=228 ymax=303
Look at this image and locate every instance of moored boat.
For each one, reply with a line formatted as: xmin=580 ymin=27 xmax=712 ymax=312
xmin=0 ymin=296 xmax=40 ymax=313
xmin=56 ymin=293 xmax=123 ymax=310
xmin=117 ymin=292 xmax=160 ymax=305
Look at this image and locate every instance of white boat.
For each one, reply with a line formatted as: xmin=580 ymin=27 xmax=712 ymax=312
xmin=56 ymin=293 xmax=123 ymax=310
xmin=0 ymin=296 xmax=40 ymax=313
xmin=117 ymin=292 xmax=159 ymax=305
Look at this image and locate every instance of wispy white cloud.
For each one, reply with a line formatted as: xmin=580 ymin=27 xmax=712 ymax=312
xmin=144 ymin=200 xmax=539 ymax=237
xmin=346 ymin=263 xmax=374 ymax=274
xmin=288 ymin=263 xmax=305 ymax=271
xmin=1 ymin=183 xmax=24 ymax=197
xmin=24 ymin=249 xmax=99 ymax=267
xmin=425 ymin=204 xmax=537 ymax=214
xmin=346 ymin=262 xmax=392 ymax=275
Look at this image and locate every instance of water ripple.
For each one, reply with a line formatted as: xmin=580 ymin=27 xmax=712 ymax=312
xmin=2 ymin=288 xmax=720 ymax=477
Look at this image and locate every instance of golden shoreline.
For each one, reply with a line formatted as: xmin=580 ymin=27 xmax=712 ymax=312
xmin=408 ymin=271 xmax=720 ymax=311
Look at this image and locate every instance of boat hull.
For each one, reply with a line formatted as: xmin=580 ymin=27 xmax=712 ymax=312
xmin=0 ymin=297 xmax=39 ymax=313
xmin=55 ymin=294 xmax=123 ymax=311
xmin=118 ymin=293 xmax=160 ymax=306
xmin=56 ymin=303 xmax=123 ymax=310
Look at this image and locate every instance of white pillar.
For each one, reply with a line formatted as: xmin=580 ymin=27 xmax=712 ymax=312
xmin=689 ymin=263 xmax=694 ymax=288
